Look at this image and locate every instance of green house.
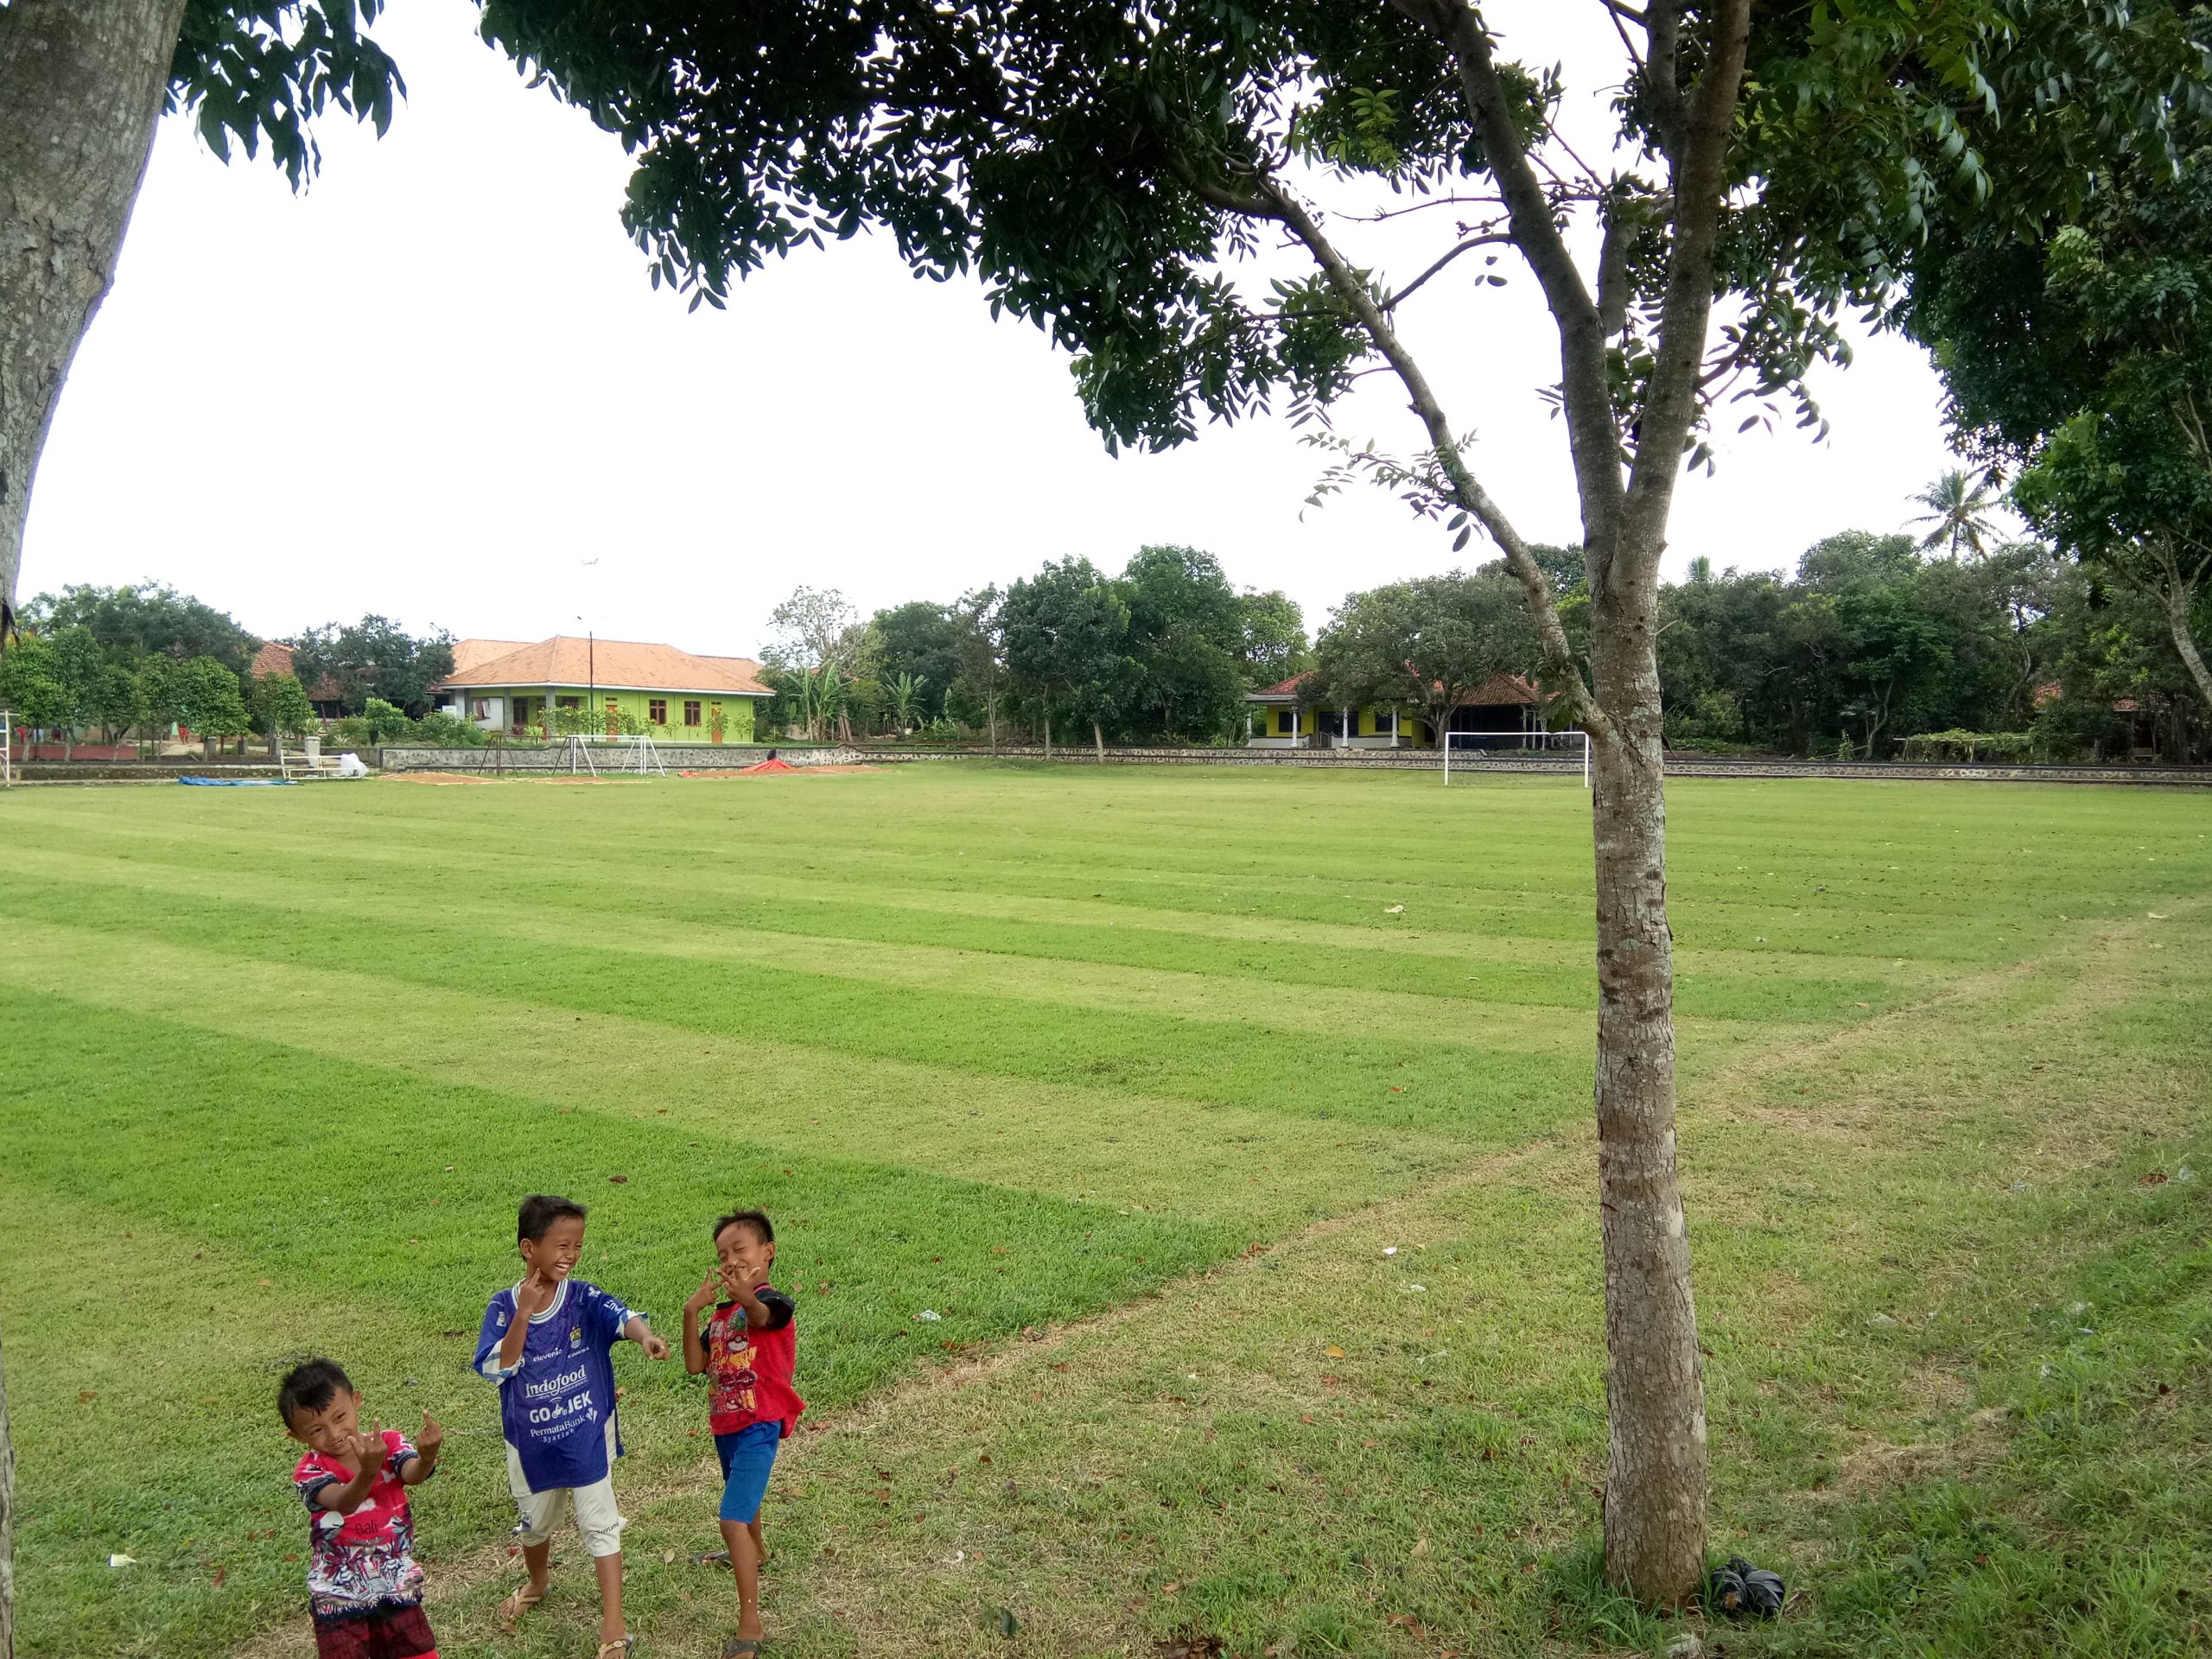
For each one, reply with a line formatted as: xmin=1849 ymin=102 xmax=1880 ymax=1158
xmin=435 ymin=636 xmax=770 ymax=743
xmin=1245 ymin=671 xmax=1545 ymax=748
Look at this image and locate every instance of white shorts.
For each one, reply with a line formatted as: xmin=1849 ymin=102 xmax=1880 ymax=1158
xmin=507 ymin=1439 xmax=627 ymax=1559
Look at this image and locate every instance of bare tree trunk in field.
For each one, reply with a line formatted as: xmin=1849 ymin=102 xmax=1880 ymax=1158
xmin=0 ymin=0 xmax=190 ymax=625
xmin=1041 ymin=712 xmax=1050 ymax=761
xmin=0 ymin=1319 xmax=12 ymax=1659
xmin=1092 ymin=719 xmax=1103 ymax=762
xmin=987 ymin=700 xmax=997 ymax=753
xmin=1180 ymin=0 xmax=1749 ymax=1603
xmin=1585 ymin=572 xmax=1706 ymax=1596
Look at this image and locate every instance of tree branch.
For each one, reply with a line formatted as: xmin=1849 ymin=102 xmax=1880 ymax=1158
xmin=1392 ymin=0 xmax=1627 ymax=559
xmin=1383 ymin=232 xmax=1514 ymax=310
xmin=1643 ymin=0 xmax=1689 ymax=163
xmin=1618 ymin=0 xmax=1752 ymax=594
xmin=1257 ymin=177 xmax=1605 ymax=735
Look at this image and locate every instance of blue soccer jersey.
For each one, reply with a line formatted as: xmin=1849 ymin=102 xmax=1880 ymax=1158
xmin=474 ymin=1279 xmax=639 ymax=1491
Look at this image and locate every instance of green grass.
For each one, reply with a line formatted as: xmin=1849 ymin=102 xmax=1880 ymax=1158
xmin=0 ymin=765 xmax=2207 ymax=1658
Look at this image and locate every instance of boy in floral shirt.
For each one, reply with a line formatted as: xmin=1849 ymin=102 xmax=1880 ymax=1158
xmin=279 ymin=1357 xmax=443 ymax=1659
xmin=681 ymin=1208 xmax=803 ymax=1659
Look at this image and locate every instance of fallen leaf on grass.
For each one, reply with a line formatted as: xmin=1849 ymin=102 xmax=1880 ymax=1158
xmin=78 ymin=1391 xmax=96 ymax=1404
xmin=608 ymin=1174 xmax=629 ymax=1185
xmin=1387 ymin=1613 xmax=1428 ymax=1638
xmin=2140 ymin=1170 xmax=2171 ymax=1186
xmin=213 ymin=1567 xmax=226 ymax=1587
xmin=1412 ymin=1537 xmax=1431 ymax=1558
xmin=1325 ymin=1345 xmax=1345 ymax=1357
xmin=257 ymin=1278 xmax=273 ymax=1287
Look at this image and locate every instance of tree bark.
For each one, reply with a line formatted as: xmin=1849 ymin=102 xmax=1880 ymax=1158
xmin=1092 ymin=719 xmax=1103 ymax=762
xmin=0 ymin=1317 xmax=11 ymax=1659
xmin=2158 ymin=562 xmax=2212 ymax=713
xmin=0 ymin=0 xmax=190 ymax=622
xmin=1041 ymin=711 xmax=1051 ymax=761
xmin=1586 ymin=561 xmax=1707 ymax=1602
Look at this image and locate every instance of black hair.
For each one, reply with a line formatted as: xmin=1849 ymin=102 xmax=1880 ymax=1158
xmin=518 ymin=1193 xmax=588 ymax=1243
xmin=712 ymin=1208 xmax=774 ymax=1247
xmin=276 ymin=1357 xmax=353 ymax=1427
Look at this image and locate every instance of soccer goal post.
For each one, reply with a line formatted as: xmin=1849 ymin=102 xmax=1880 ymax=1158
xmin=1442 ymin=728 xmax=1590 ymax=787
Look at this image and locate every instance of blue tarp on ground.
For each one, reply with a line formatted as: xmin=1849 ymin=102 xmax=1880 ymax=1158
xmin=177 ymin=776 xmax=294 ymax=787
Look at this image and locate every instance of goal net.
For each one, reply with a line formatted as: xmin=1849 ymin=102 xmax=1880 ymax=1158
xmin=1442 ymin=728 xmax=1590 ymax=787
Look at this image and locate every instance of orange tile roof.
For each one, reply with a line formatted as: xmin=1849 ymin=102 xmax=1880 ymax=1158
xmin=1248 ymin=670 xmax=1538 ymax=705
xmin=248 ymin=640 xmax=343 ymax=702
xmin=449 ymin=638 xmax=534 ymax=677
xmin=435 ymin=636 xmax=771 ymax=696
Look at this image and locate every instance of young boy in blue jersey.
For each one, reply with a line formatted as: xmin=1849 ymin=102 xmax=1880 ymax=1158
xmin=474 ymin=1194 xmax=671 ymax=1658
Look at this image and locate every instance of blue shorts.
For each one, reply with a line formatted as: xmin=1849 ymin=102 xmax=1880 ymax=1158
xmin=714 ymin=1421 xmax=780 ymax=1524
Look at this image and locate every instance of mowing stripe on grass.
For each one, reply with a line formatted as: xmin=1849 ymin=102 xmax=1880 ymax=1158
xmin=0 ymin=884 xmax=1599 ymax=1131
xmin=0 ymin=921 xmax=1488 ymax=1226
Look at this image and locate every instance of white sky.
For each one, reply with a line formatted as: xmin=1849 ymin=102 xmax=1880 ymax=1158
xmin=21 ymin=1 xmax=1994 ymax=657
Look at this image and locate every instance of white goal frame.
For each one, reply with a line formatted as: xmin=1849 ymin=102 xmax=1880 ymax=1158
xmin=1443 ymin=728 xmax=1590 ymax=788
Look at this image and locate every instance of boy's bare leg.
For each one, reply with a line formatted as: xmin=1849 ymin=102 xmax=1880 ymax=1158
xmin=593 ymin=1551 xmax=626 ymax=1647
xmin=522 ymin=1540 xmax=552 ymax=1598
xmin=748 ymin=1515 xmax=766 ymax=1563
xmin=721 ymin=1517 xmax=765 ymax=1642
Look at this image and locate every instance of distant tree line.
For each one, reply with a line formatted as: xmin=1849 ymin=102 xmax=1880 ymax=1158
xmin=759 ymin=547 xmax=1312 ymax=751
xmin=0 ymin=584 xmax=465 ymax=758
xmin=776 ymin=522 xmax=2207 ymax=762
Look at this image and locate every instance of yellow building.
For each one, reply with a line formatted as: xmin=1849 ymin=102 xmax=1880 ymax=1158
xmin=435 ymin=636 xmax=771 ymax=743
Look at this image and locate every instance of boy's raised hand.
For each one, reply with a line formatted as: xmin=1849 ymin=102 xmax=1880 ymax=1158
xmin=515 ymin=1270 xmax=559 ymax=1320
xmin=349 ymin=1421 xmax=387 ymax=1477
xmin=416 ymin=1412 xmax=444 ymax=1460
xmin=639 ymin=1327 xmax=673 ymax=1361
xmin=683 ymin=1272 xmax=720 ymax=1314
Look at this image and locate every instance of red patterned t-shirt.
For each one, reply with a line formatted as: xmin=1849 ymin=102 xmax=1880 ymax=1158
xmin=704 ymin=1287 xmax=803 ymax=1438
xmin=291 ymin=1430 xmax=426 ymax=1620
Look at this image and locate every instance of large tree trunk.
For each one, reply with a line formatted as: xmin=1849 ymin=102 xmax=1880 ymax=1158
xmin=2161 ymin=571 xmax=2212 ymax=713
xmin=1586 ymin=569 xmax=1707 ymax=1604
xmin=0 ymin=0 xmax=189 ymax=622
xmin=0 ymin=1318 xmax=11 ymax=1659
xmin=1092 ymin=719 xmax=1103 ymax=762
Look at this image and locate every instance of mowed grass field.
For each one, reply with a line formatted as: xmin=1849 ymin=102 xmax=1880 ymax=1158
xmin=1 ymin=763 xmax=2209 ymax=1659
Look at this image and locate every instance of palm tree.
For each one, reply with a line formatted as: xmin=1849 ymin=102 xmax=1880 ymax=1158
xmin=1908 ymin=468 xmax=2005 ymax=557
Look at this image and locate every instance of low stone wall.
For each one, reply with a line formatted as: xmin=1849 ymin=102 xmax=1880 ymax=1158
xmin=376 ymin=744 xmax=861 ymax=773
xmin=369 ymin=742 xmax=2212 ymax=786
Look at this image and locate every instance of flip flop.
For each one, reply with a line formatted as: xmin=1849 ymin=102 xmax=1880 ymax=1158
xmin=498 ymin=1583 xmax=546 ymax=1627
xmin=596 ymin=1639 xmax=636 ymax=1659
xmin=721 ymin=1641 xmax=762 ymax=1658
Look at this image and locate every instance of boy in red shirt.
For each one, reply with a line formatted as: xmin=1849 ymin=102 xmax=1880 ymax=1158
xmin=681 ymin=1208 xmax=804 ymax=1659
xmin=279 ymin=1357 xmax=444 ymax=1659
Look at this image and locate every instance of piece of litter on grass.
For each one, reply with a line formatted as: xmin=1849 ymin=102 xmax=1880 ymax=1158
xmin=2178 ymin=1166 xmax=2197 ymax=1184
xmin=1382 ymin=1246 xmax=1398 ymax=1256
xmin=662 ymin=1549 xmax=676 ymax=1564
xmin=1406 ymin=1284 xmax=1427 ymax=1294
xmin=2149 ymin=911 xmax=2169 ymax=920
xmin=1325 ymin=1345 xmax=1345 ymax=1358
xmin=1384 ymin=905 xmax=1404 ymax=914
xmin=916 ymin=1309 xmax=942 ymax=1322
xmin=108 ymin=1554 xmax=136 ymax=1568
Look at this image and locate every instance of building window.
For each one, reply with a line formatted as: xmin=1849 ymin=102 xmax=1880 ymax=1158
xmin=556 ymin=696 xmax=581 ymax=711
xmin=470 ymin=697 xmax=490 ymax=720
xmin=649 ymin=698 xmax=668 ymax=726
xmin=1275 ymin=709 xmax=1294 ymax=734
xmin=684 ymin=700 xmax=702 ymax=728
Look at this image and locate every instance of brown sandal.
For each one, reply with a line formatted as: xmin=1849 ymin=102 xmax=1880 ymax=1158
xmin=596 ymin=1641 xmax=635 ymax=1659
xmin=498 ymin=1583 xmax=547 ymax=1627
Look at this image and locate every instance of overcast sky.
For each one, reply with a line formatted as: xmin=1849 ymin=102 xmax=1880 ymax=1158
xmin=22 ymin=2 xmax=1995 ymax=658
